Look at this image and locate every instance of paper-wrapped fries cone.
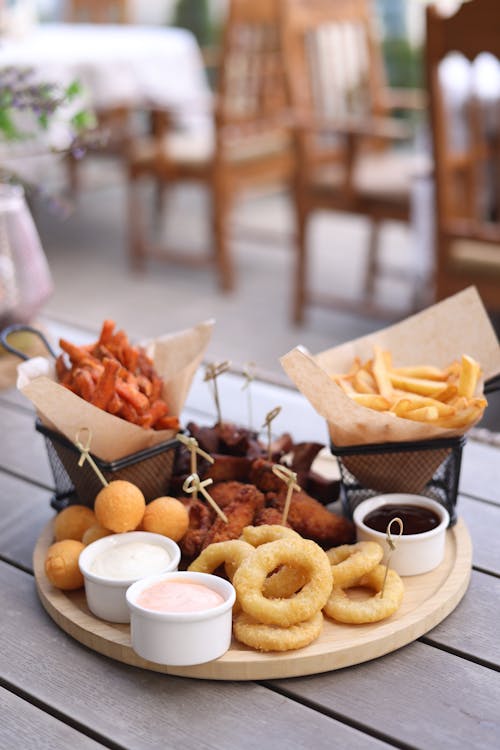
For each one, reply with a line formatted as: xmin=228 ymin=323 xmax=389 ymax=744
xmin=281 ymin=288 xmax=499 ymax=446
xmin=281 ymin=288 xmax=500 ymax=495
xmin=17 ymin=319 xmax=214 ymax=462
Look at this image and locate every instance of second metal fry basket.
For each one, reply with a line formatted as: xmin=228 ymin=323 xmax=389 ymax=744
xmin=330 ymin=435 xmax=466 ymax=525
xmin=37 ymin=421 xmax=179 ymax=511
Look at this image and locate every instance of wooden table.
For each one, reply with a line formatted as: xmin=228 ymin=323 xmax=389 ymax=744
xmin=1 ymin=321 xmax=499 ymax=750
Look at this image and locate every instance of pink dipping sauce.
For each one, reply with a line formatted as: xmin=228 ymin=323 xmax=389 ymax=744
xmin=136 ymin=580 xmax=225 ymax=613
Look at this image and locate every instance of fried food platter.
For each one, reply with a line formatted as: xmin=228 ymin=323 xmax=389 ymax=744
xmin=33 ymin=518 xmax=472 ymax=681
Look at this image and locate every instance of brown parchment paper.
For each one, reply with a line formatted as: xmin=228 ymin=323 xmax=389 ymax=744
xmin=16 ymin=319 xmax=214 ymax=461
xmin=280 ymin=287 xmax=500 ymax=448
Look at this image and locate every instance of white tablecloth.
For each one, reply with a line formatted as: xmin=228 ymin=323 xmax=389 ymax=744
xmin=0 ymin=22 xmax=211 ymax=111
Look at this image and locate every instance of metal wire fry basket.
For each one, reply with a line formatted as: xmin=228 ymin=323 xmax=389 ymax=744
xmin=330 ymin=435 xmax=466 ymax=526
xmin=36 ymin=421 xmax=179 ymax=511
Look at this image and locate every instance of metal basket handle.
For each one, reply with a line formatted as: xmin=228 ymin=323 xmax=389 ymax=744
xmin=0 ymin=323 xmax=58 ymax=361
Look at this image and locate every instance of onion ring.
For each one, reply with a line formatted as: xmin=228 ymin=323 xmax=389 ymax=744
xmin=188 ymin=539 xmax=255 ymax=615
xmin=326 ymin=542 xmax=383 ymax=588
xmin=233 ymin=611 xmax=324 ymax=652
xmin=188 ymin=539 xmax=254 ymax=579
xmin=324 ymin=564 xmax=404 ymax=624
xmin=233 ymin=538 xmax=333 ymax=627
xmin=240 ymin=525 xmax=307 ymax=599
xmin=241 ymin=524 xmax=299 ymax=546
xmin=262 ymin=565 xmax=309 ymax=600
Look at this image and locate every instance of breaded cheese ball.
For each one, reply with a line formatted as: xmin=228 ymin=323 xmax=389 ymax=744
xmin=141 ymin=496 xmax=189 ymax=541
xmin=54 ymin=505 xmax=97 ymax=542
xmin=82 ymin=524 xmax=112 ymax=546
xmin=45 ymin=540 xmax=85 ymax=590
xmin=94 ymin=480 xmax=145 ymax=533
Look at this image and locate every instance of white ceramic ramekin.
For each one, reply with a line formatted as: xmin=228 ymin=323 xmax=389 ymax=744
xmin=353 ymin=494 xmax=450 ymax=576
xmin=79 ymin=531 xmax=181 ymax=623
xmin=126 ymin=571 xmax=236 ymax=666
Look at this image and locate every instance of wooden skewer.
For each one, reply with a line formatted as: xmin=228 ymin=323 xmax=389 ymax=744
xmin=262 ymin=406 xmax=282 ymax=461
xmin=75 ymin=427 xmax=108 ymax=487
xmin=272 ymin=464 xmax=300 ymax=525
xmin=182 ymin=473 xmax=228 ymax=524
xmin=381 ymin=517 xmax=404 ymax=597
xmin=176 ymin=432 xmax=214 ymax=500
xmin=204 ymin=361 xmax=231 ymax=424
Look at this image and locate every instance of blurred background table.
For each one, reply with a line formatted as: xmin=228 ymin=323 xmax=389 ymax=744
xmin=0 ymin=22 xmax=210 ymax=113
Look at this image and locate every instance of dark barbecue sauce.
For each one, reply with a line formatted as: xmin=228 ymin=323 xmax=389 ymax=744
xmin=363 ymin=504 xmax=441 ymax=535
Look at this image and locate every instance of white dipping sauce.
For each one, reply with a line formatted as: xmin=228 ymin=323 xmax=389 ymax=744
xmin=90 ymin=542 xmax=171 ymax=580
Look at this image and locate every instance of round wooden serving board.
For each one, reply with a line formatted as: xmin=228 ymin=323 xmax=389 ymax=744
xmin=34 ymin=520 xmax=472 ymax=681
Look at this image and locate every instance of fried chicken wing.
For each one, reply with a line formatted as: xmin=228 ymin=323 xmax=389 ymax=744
xmin=249 ymin=458 xmax=284 ymax=493
xmin=201 ymin=484 xmax=265 ymax=549
xmin=209 ymin=481 xmax=252 ymax=509
xmin=204 ymin=455 xmax=253 ymax=483
xmin=268 ymin=489 xmax=355 ymax=548
xmin=253 ymin=506 xmax=290 ymax=527
xmin=179 ymin=499 xmax=214 ymax=560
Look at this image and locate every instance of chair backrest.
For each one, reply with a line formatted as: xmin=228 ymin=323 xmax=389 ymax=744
xmin=280 ymin=0 xmax=388 ymax=164
xmin=426 ymin=0 xmax=500 ymax=229
xmin=215 ymin=0 xmax=287 ymax=131
xmin=280 ymin=0 xmax=387 ymax=118
xmin=66 ymin=0 xmax=129 ymax=24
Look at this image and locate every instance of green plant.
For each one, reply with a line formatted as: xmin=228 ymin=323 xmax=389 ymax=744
xmin=0 ymin=65 xmax=97 ymax=197
xmin=382 ymin=38 xmax=423 ymax=90
xmin=173 ymin=0 xmax=213 ymax=48
xmin=0 ymin=66 xmax=94 ymax=144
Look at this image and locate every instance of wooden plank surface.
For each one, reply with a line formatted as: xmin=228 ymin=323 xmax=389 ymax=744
xmin=271 ymin=640 xmax=500 ymax=749
xmin=459 ymin=440 xmax=500 ymax=505
xmin=458 ymin=495 xmax=500 ymax=575
xmin=0 ymin=403 xmax=53 ymax=487
xmin=0 ymin=385 xmax=34 ymax=411
xmin=0 ymin=473 xmax=54 ymax=570
xmin=0 ymin=563 xmax=393 ymax=750
xmin=0 ymin=688 xmax=106 ymax=750
xmin=423 ymin=569 xmax=500 ymax=667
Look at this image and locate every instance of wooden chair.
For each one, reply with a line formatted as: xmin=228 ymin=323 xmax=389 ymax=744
xmin=426 ymin=0 xmax=500 ymax=312
xmin=64 ymin=0 xmax=131 ymax=195
xmin=65 ymin=0 xmax=130 ymax=23
xmin=280 ymin=0 xmax=428 ymax=323
xmin=127 ymin=0 xmax=294 ymax=292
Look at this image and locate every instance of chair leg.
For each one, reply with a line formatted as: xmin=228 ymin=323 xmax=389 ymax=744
xmin=293 ymin=203 xmax=308 ymax=325
xmin=212 ymin=184 xmax=235 ymax=292
xmin=364 ymin=219 xmax=381 ymax=299
xmin=154 ymin=179 xmax=167 ymax=229
xmin=66 ymin=153 xmax=80 ymax=199
xmin=128 ymin=175 xmax=147 ymax=271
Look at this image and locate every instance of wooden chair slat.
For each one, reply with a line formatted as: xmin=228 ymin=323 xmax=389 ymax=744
xmin=66 ymin=0 xmax=129 ymax=24
xmin=426 ymin=0 xmax=500 ymax=311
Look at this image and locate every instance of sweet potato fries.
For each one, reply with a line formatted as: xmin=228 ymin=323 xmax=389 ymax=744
xmin=55 ymin=320 xmax=179 ymax=431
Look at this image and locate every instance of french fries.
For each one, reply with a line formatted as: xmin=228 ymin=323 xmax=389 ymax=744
xmin=331 ymin=349 xmax=487 ymax=430
xmin=56 ymin=320 xmax=180 ymax=431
